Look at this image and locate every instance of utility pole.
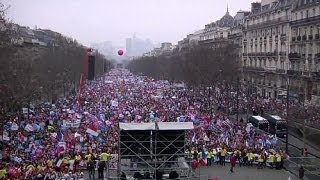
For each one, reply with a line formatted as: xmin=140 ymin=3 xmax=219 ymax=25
xmin=246 ymin=82 xmax=250 ymax=122
xmin=285 ymin=77 xmax=289 ymax=154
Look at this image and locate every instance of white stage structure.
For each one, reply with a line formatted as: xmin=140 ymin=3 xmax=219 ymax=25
xmin=118 ymin=122 xmax=194 ymax=179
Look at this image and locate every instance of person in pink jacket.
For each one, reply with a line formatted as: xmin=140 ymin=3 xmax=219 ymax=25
xmin=230 ymin=153 xmax=237 ymax=173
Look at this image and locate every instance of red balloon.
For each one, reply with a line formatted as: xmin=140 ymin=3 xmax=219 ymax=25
xmin=118 ymin=50 xmax=124 ymax=56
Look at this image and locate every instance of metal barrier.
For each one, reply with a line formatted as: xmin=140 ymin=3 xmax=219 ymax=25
xmin=284 ymin=157 xmax=320 ymax=180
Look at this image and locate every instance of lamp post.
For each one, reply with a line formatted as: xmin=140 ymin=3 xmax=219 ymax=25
xmin=285 ymin=77 xmax=289 ymax=154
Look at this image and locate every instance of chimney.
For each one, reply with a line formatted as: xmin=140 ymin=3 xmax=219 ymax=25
xmin=251 ymin=2 xmax=261 ymax=13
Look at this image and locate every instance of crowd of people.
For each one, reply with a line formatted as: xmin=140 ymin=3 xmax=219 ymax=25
xmin=0 ymin=68 xmax=312 ymax=179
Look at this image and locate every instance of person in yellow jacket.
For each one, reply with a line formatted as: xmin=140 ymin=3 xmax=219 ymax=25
xmin=0 ymin=168 xmax=7 ymax=179
xmin=47 ymin=158 xmax=53 ymax=168
xmin=248 ymin=151 xmax=255 ymax=166
xmin=275 ymin=153 xmax=282 ymax=169
xmin=268 ymin=153 xmax=275 ymax=169
xmin=220 ymin=148 xmax=227 ymax=166
xmin=257 ymin=153 xmax=265 ymax=169
xmin=100 ymin=152 xmax=110 ymax=162
xmin=207 ymin=150 xmax=212 ymax=166
xmin=74 ymin=153 xmax=82 ymax=170
xmin=85 ymin=153 xmax=93 ymax=163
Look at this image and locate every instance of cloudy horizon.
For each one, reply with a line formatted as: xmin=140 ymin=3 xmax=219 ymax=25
xmin=5 ymin=0 xmax=253 ymax=46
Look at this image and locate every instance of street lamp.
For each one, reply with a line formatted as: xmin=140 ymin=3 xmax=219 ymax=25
xmin=285 ymin=76 xmax=290 ymax=154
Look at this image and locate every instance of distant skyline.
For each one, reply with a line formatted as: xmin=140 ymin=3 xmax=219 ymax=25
xmin=4 ymin=0 xmax=253 ymax=46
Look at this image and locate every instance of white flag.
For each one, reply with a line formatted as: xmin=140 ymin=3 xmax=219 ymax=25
xmin=86 ymin=128 xmax=99 ymax=137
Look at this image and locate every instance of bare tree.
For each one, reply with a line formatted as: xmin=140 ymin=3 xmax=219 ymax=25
xmin=127 ymin=44 xmax=239 ymax=87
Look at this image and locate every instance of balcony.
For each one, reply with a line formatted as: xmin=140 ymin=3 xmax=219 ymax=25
xmin=292 ymin=37 xmax=296 ymax=41
xmin=308 ymin=35 xmax=313 ymax=40
xmin=302 ymin=35 xmax=307 ymax=41
xmin=276 ymin=69 xmax=286 ymax=74
xmin=265 ymin=66 xmax=277 ymax=72
xmin=279 ymin=52 xmax=286 ymax=56
xmin=297 ymin=36 xmax=301 ymax=41
xmin=266 ymin=52 xmax=276 ymax=56
xmin=269 ymin=36 xmax=273 ymax=41
xmin=302 ymin=71 xmax=310 ymax=77
xmin=243 ymin=66 xmax=265 ymax=72
xmin=247 ymin=17 xmax=289 ymax=30
xmin=288 ymin=53 xmax=301 ymax=60
xmin=311 ymin=72 xmax=320 ymax=78
xmin=287 ymin=70 xmax=302 ymax=76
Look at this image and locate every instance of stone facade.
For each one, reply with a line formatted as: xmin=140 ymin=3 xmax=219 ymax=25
xmin=289 ymin=0 xmax=320 ymax=103
xmin=242 ymin=0 xmax=293 ymax=99
xmin=242 ymin=0 xmax=320 ymax=102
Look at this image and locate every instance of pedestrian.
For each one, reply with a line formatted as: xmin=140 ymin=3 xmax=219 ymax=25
xmin=207 ymin=149 xmax=212 ymax=166
xmin=87 ymin=159 xmax=96 ymax=180
xmin=120 ymin=172 xmax=127 ymax=180
xmin=98 ymin=160 xmax=105 ymax=179
xmin=299 ymin=166 xmax=305 ymax=179
xmin=220 ymin=148 xmax=227 ymax=166
xmin=230 ymin=154 xmax=236 ymax=173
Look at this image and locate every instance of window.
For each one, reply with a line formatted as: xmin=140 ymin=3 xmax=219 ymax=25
xmin=301 ymin=11 xmax=303 ymax=19
xmin=306 ymin=10 xmax=309 ymax=18
xmin=313 ymin=8 xmax=316 ymax=16
xmin=281 ymin=61 xmax=284 ymax=69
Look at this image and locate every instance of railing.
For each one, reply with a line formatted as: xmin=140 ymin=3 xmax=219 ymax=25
xmin=291 ymin=15 xmax=320 ymax=26
xmin=302 ymin=35 xmax=307 ymax=41
xmin=243 ymin=66 xmax=265 ymax=72
xmin=247 ymin=17 xmax=289 ymax=29
xmin=297 ymin=36 xmax=302 ymax=41
xmin=276 ymin=69 xmax=286 ymax=74
xmin=288 ymin=53 xmax=301 ymax=59
xmin=279 ymin=52 xmax=287 ymax=56
xmin=287 ymin=70 xmax=302 ymax=76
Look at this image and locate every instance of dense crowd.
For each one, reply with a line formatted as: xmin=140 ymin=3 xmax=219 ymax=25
xmin=0 ymin=69 xmax=314 ymax=179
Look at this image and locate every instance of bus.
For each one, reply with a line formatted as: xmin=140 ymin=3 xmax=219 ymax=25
xmin=263 ymin=114 xmax=287 ymax=138
xmin=248 ymin=116 xmax=269 ymax=132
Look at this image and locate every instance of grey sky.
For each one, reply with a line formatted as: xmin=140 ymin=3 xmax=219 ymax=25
xmin=5 ymin=0 xmax=253 ymax=46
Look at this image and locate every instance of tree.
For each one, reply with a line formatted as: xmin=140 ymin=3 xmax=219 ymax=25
xmin=127 ymin=43 xmax=240 ymax=87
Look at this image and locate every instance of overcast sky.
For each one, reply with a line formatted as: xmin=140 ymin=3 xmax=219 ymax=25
xmin=5 ymin=0 xmax=253 ymax=46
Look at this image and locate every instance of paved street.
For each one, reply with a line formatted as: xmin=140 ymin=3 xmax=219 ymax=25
xmin=195 ymin=165 xmax=300 ymax=180
xmin=84 ymin=165 xmax=300 ymax=180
